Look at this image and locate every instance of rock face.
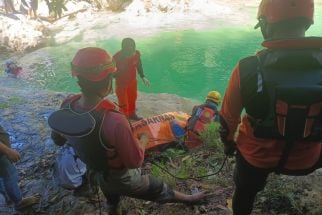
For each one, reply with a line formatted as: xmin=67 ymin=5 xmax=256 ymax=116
xmin=1 ymin=0 xmax=258 ymax=52
xmin=0 ymin=14 xmax=47 ymax=51
xmin=0 ymin=1 xmax=92 ymax=51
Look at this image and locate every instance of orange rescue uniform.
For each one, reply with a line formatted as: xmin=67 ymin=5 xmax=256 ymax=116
xmin=220 ymin=39 xmax=322 ymax=170
xmin=114 ymin=50 xmax=144 ymax=117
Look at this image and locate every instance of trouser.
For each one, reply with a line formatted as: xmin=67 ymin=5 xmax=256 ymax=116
xmin=115 ymin=79 xmax=138 ymax=118
xmin=0 ymin=155 xmax=22 ymax=204
xmin=233 ymin=150 xmax=322 ymax=215
xmin=96 ymin=168 xmax=174 ymax=207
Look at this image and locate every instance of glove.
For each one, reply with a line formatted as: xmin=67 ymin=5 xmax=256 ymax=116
xmin=223 ymin=140 xmax=236 ymax=157
xmin=142 ymin=77 xmax=151 ymax=87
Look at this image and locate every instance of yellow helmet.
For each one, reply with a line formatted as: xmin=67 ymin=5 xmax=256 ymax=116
xmin=206 ymin=91 xmax=221 ymax=104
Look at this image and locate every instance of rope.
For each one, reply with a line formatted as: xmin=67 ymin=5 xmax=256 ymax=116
xmin=150 ymin=156 xmax=228 ymax=180
xmin=87 ymin=171 xmax=102 ymax=215
xmin=94 ymin=182 xmax=102 ymax=215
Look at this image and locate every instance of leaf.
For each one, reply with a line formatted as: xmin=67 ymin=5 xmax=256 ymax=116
xmin=227 ymin=198 xmax=233 ymax=210
xmin=182 ymin=155 xmax=190 ymax=162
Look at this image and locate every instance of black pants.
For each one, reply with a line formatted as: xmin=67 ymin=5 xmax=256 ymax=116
xmin=232 ymin=150 xmax=322 ymax=215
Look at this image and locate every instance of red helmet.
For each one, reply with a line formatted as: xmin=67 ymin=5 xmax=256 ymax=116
xmin=71 ymin=47 xmax=116 ymax=82
xmin=256 ymin=0 xmax=314 ymax=26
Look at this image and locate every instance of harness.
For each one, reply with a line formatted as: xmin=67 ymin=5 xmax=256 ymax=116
xmin=187 ymin=103 xmax=218 ymax=136
xmin=239 ymin=48 xmax=322 ymax=171
xmin=48 ymin=95 xmax=118 ymax=173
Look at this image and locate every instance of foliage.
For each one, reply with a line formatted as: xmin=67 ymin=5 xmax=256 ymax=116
xmin=150 ymin=159 xmax=176 ymax=187
xmin=256 ymin=174 xmax=322 ymax=215
xmin=162 ymin=147 xmax=186 ymax=159
xmin=199 ymin=122 xmax=224 ymax=159
xmin=150 ymin=123 xmax=230 ymax=189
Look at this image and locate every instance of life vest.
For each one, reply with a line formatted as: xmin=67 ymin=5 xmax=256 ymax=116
xmin=187 ymin=103 xmax=218 ymax=136
xmin=239 ymin=48 xmax=322 ymax=142
xmin=48 ymin=95 xmax=118 ymax=173
xmin=131 ymin=112 xmax=190 ymax=151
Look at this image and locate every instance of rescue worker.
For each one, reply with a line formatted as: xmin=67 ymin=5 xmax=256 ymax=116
xmin=0 ymin=125 xmax=40 ymax=211
xmin=113 ymin=38 xmax=150 ymax=121
xmin=48 ymin=47 xmax=207 ymax=215
xmin=3 ymin=0 xmax=16 ymax=14
xmin=186 ymin=91 xmax=221 ymax=148
xmin=219 ymin=0 xmax=322 ymax=214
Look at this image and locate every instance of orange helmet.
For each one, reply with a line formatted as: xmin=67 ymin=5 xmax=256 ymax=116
xmin=71 ymin=47 xmax=116 ymax=82
xmin=255 ymin=0 xmax=314 ymax=28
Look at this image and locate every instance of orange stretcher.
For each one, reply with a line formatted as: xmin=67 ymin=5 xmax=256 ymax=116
xmin=131 ymin=112 xmax=190 ymax=151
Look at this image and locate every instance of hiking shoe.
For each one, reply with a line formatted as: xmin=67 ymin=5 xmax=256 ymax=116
xmin=129 ymin=114 xmax=143 ymax=121
xmin=15 ymin=195 xmax=40 ymax=211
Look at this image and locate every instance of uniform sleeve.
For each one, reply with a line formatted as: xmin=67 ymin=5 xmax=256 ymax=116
xmin=219 ymin=65 xmax=243 ymax=141
xmin=51 ymin=131 xmax=67 ymax=146
xmin=102 ymin=113 xmax=144 ymax=169
xmin=136 ymin=51 xmax=145 ymax=78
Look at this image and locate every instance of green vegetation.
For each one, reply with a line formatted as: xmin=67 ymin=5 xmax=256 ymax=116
xmin=0 ymin=96 xmax=23 ymax=109
xmin=199 ymin=122 xmax=223 ymax=152
xmin=150 ymin=122 xmax=229 ymax=187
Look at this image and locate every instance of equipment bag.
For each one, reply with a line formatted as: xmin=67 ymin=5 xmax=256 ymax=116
xmin=275 ymin=85 xmax=322 ymax=141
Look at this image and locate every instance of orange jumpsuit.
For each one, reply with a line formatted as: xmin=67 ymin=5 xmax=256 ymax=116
xmin=113 ymin=50 xmax=145 ymax=118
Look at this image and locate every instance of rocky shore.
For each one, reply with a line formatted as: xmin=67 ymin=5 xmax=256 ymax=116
xmin=0 ymin=75 xmax=201 ymax=214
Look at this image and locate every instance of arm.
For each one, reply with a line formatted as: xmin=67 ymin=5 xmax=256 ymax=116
xmin=219 ymin=65 xmax=243 ymax=154
xmin=137 ymin=58 xmax=144 ymax=78
xmin=102 ymin=113 xmax=144 ymax=169
xmin=137 ymin=53 xmax=150 ymax=87
xmin=0 ymin=125 xmax=10 ymax=146
xmin=0 ymin=126 xmax=20 ymax=162
xmin=51 ymin=131 xmax=67 ymax=146
xmin=0 ymin=142 xmax=21 ymax=162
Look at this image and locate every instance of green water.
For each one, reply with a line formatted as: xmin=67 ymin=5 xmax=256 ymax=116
xmin=3 ymin=6 xmax=322 ymax=102
xmin=39 ymin=28 xmax=264 ymax=102
xmin=47 ymin=26 xmax=322 ymax=101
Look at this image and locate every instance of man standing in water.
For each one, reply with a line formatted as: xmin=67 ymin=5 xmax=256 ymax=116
xmin=113 ymin=38 xmax=150 ymax=121
xmin=219 ymin=0 xmax=322 ymax=214
xmin=49 ymin=47 xmax=207 ymax=215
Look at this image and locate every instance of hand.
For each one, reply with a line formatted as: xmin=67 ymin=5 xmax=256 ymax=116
xmin=6 ymin=148 xmax=21 ymax=162
xmin=219 ymin=125 xmax=229 ymax=143
xmin=138 ymin=133 xmax=150 ymax=148
xmin=142 ymin=77 xmax=150 ymax=87
xmin=224 ymin=140 xmax=236 ymax=157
